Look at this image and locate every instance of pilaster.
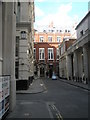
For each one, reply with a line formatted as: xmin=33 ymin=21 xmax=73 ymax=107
xmin=0 ymin=2 xmax=2 ymax=75
xmin=83 ymin=45 xmax=88 ymax=82
xmin=73 ymin=51 xmax=78 ymax=80
xmin=66 ymin=55 xmax=72 ymax=80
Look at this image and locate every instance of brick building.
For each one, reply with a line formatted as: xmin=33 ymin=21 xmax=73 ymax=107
xmin=34 ymin=24 xmax=71 ymax=78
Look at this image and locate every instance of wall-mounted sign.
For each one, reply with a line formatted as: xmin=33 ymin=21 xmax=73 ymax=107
xmin=0 ymin=75 xmax=10 ymax=119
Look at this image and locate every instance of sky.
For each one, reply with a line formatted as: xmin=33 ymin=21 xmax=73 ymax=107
xmin=34 ymin=0 xmax=90 ymax=30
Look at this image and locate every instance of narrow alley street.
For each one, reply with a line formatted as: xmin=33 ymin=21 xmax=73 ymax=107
xmin=0 ymin=1 xmax=90 ymax=120
xmin=7 ymin=78 xmax=88 ymax=119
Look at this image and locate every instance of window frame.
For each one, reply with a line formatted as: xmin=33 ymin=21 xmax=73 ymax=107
xmin=57 ymin=36 xmax=61 ymax=42
xmin=39 ymin=48 xmax=45 ymax=60
xmin=15 ymin=36 xmax=19 ymax=57
xmin=48 ymin=36 xmax=52 ymax=42
xmin=39 ymin=36 xmax=44 ymax=42
xmin=48 ymin=48 xmax=54 ymax=60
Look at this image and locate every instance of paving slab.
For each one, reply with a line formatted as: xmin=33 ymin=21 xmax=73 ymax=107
xmin=6 ymin=100 xmax=51 ymax=118
xmin=58 ymin=78 xmax=89 ymax=91
xmin=16 ymin=78 xmax=46 ymax=94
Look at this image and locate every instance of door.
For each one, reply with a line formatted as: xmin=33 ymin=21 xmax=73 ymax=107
xmin=40 ymin=67 xmax=44 ymax=77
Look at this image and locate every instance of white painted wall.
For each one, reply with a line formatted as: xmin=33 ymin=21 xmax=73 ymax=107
xmin=76 ymin=15 xmax=88 ymax=39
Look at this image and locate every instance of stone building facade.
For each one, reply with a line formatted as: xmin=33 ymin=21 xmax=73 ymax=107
xmin=15 ymin=1 xmax=35 ymax=89
xmin=59 ymin=11 xmax=90 ymax=84
xmin=59 ymin=38 xmax=76 ymax=79
xmin=0 ymin=2 xmax=16 ymax=111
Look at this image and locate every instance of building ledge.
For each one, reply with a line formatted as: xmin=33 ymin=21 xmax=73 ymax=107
xmin=16 ymin=22 xmax=31 ymax=32
xmin=67 ymin=30 xmax=90 ymax=54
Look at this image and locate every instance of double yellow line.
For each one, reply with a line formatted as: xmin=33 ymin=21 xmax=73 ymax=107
xmin=52 ymin=104 xmax=63 ymax=120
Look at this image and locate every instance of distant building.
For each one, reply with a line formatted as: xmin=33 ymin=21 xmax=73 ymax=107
xmin=59 ymin=38 xmax=76 ymax=79
xmin=34 ymin=23 xmax=71 ymax=78
xmin=15 ymin=2 xmax=35 ymax=90
xmin=59 ymin=11 xmax=90 ymax=84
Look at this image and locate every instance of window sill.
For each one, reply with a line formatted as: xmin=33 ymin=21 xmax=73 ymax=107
xmin=48 ymin=59 xmax=54 ymax=60
xmin=39 ymin=59 xmax=45 ymax=60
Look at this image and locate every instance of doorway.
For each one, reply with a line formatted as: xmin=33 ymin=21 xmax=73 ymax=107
xmin=49 ymin=65 xmax=53 ymax=78
xmin=40 ymin=67 xmax=44 ymax=77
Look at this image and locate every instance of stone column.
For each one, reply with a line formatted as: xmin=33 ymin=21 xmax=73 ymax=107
xmin=9 ymin=3 xmax=16 ymax=111
xmin=88 ymin=42 xmax=90 ymax=84
xmin=73 ymin=51 xmax=78 ymax=81
xmin=59 ymin=59 xmax=61 ymax=77
xmin=0 ymin=2 xmax=2 ymax=75
xmin=2 ymin=3 xmax=16 ymax=111
xmin=77 ymin=49 xmax=83 ymax=81
xmin=66 ymin=54 xmax=72 ymax=80
xmin=59 ymin=59 xmax=63 ymax=77
xmin=38 ymin=66 xmax=40 ymax=77
xmin=83 ymin=45 xmax=88 ymax=83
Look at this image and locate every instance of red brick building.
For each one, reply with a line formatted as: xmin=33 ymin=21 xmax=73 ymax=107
xmin=34 ymin=25 xmax=71 ymax=78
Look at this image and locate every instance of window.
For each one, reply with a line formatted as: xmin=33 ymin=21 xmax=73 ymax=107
xmin=68 ymin=30 xmax=70 ymax=33
xmin=65 ymin=30 xmax=67 ymax=32
xmin=21 ymin=31 xmax=26 ymax=39
xmin=14 ymin=2 xmax=16 ymax=14
xmin=15 ymin=61 xmax=19 ymax=79
xmin=34 ymin=37 xmax=35 ymax=42
xmin=57 ymin=48 xmax=59 ymax=60
xmin=57 ymin=36 xmax=61 ymax=42
xmin=60 ymin=30 xmax=62 ymax=32
xmin=48 ymin=36 xmax=52 ymax=42
xmin=16 ymin=36 xmax=19 ymax=57
xmin=33 ymin=48 xmax=36 ymax=59
xmin=80 ymin=30 xmax=83 ymax=36
xmin=51 ymin=30 xmax=54 ymax=32
xmin=16 ymin=2 xmax=20 ymax=22
xmin=39 ymin=36 xmax=44 ymax=42
xmin=43 ymin=30 xmax=46 ymax=32
xmin=57 ymin=30 xmax=62 ymax=33
xmin=48 ymin=48 xmax=54 ymax=60
xmin=39 ymin=48 xmax=45 ymax=60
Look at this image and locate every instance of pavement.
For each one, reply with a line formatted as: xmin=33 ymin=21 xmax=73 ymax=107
xmin=16 ymin=77 xmax=47 ymax=94
xmin=6 ymin=77 xmax=88 ymax=119
xmin=58 ymin=78 xmax=90 ymax=91
xmin=6 ymin=100 xmax=52 ymax=119
xmin=16 ymin=76 xmax=89 ymax=94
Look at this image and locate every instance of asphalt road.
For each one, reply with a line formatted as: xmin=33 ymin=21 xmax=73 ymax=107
xmin=16 ymin=78 xmax=88 ymax=119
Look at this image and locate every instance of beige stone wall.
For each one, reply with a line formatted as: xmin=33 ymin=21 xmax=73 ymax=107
xmin=1 ymin=2 xmax=16 ymax=111
xmin=16 ymin=2 xmax=35 ymax=80
xmin=0 ymin=2 xmax=2 ymax=75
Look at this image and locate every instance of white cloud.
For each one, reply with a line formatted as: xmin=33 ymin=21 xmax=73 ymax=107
xmin=35 ymin=3 xmax=78 ymax=30
xmin=35 ymin=0 xmax=46 ymax=2
xmin=35 ymin=6 xmax=44 ymax=17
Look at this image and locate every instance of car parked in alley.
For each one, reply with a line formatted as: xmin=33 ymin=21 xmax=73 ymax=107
xmin=52 ymin=72 xmax=57 ymax=80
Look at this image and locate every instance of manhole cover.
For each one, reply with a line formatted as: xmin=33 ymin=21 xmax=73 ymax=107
xmin=24 ymin=113 xmax=31 ymax=117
